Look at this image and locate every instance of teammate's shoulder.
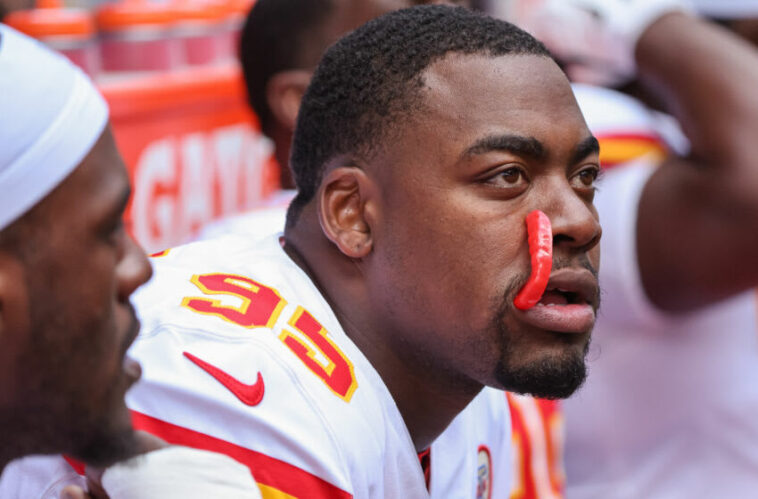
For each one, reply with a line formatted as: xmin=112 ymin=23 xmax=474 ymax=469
xmin=147 ymin=233 xmax=283 ymax=268
xmin=134 ymin=234 xmax=298 ymax=332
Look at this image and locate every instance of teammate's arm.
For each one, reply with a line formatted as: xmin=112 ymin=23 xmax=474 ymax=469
xmin=634 ymin=13 xmax=758 ymax=311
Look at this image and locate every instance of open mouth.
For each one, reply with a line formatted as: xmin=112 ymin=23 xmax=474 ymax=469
xmin=517 ymin=269 xmax=598 ymax=333
xmin=537 ymin=288 xmax=584 ymax=306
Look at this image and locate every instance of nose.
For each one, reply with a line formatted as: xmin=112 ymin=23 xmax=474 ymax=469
xmin=117 ymin=234 xmax=153 ymax=303
xmin=546 ymin=183 xmax=602 ymax=254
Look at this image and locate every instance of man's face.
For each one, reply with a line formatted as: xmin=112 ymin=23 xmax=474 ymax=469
xmin=366 ymin=54 xmax=601 ymax=398
xmin=0 ymin=128 xmax=152 ymax=465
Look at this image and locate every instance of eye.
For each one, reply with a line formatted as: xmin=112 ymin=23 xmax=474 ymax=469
xmin=101 ymin=218 xmax=126 ymax=246
xmin=484 ymin=166 xmax=529 ymax=189
xmin=571 ymin=166 xmax=601 ymax=189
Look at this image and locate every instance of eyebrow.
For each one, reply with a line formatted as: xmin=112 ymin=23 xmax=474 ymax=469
xmin=462 ymin=133 xmax=600 ymax=166
xmin=570 ymin=136 xmax=600 ymax=165
xmin=463 ymin=134 xmax=547 ymax=161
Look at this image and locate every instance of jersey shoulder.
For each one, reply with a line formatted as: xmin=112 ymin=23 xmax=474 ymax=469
xmin=130 ymin=235 xmax=420 ymax=497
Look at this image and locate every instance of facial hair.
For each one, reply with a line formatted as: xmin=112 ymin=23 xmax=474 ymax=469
xmin=494 ymin=332 xmax=589 ymax=399
xmin=490 ymin=261 xmax=595 ymax=399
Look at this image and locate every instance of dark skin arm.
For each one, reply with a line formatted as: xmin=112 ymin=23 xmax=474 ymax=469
xmin=635 ymin=13 xmax=758 ymax=311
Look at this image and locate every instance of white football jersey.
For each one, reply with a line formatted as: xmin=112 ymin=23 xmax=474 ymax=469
xmin=429 ymin=387 xmax=513 ymax=499
xmin=129 ymin=233 xmax=426 ymax=498
xmin=564 ymin=86 xmax=758 ymax=498
xmin=0 ymin=233 xmax=512 ymax=498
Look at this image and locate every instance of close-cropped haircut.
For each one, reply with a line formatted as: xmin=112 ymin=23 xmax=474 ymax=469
xmin=239 ymin=0 xmax=336 ymax=134
xmin=288 ymin=5 xmax=552 ymax=224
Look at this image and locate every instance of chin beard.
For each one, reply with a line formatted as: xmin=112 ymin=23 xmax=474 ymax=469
xmin=495 ymin=343 xmax=588 ymax=399
xmin=488 ymin=275 xmax=592 ymax=399
xmin=0 ymin=408 xmax=139 ymax=469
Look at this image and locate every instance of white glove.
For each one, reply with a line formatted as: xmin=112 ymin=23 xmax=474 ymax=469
xmin=507 ymin=0 xmax=694 ymax=86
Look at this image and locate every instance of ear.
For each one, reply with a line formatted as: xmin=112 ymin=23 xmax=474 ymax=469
xmin=318 ymin=167 xmax=377 ymax=259
xmin=266 ymin=70 xmax=313 ymax=132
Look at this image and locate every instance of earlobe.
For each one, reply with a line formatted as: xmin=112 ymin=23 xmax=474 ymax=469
xmin=266 ymin=70 xmax=313 ymax=131
xmin=318 ymin=167 xmax=375 ymax=259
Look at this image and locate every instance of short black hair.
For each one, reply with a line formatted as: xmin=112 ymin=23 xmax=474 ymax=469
xmin=239 ymin=0 xmax=336 ymax=134
xmin=288 ymin=5 xmax=552 ymax=224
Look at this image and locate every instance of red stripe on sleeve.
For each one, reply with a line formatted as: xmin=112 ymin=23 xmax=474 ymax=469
xmin=130 ymin=410 xmax=353 ymax=499
xmin=63 ymin=455 xmax=85 ymax=475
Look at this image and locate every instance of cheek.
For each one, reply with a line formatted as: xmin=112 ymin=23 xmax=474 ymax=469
xmin=380 ymin=198 xmax=526 ymax=329
xmin=53 ymin=260 xmax=121 ymax=369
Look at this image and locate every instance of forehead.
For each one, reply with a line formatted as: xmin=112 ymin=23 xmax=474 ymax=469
xmin=415 ymin=53 xmax=588 ymax=146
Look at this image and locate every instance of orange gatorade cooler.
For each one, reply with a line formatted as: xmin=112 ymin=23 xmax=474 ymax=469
xmin=174 ymin=0 xmax=228 ymax=66
xmin=4 ymin=0 xmax=99 ymax=77
xmin=97 ymin=0 xmax=181 ymax=72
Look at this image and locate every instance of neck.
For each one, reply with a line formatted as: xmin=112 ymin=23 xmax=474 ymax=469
xmin=354 ymin=329 xmax=482 ymax=451
xmin=284 ymin=211 xmax=481 ymax=451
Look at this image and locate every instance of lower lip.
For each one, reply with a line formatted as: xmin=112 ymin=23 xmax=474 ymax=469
xmin=518 ymin=303 xmax=595 ymax=333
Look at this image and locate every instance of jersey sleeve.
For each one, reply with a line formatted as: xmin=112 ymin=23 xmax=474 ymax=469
xmin=129 ymin=235 xmax=414 ymax=499
xmin=126 ymin=323 xmax=355 ymax=499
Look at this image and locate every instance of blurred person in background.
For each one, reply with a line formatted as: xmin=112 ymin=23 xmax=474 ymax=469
xmin=0 ymin=0 xmax=33 ymax=20
xmin=241 ymin=0 xmax=471 ymax=190
xmin=0 ymin=23 xmax=263 ymax=499
xmin=502 ymin=0 xmax=758 ymax=497
xmin=703 ymin=1 xmax=758 ymax=46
